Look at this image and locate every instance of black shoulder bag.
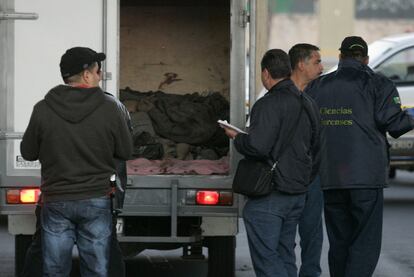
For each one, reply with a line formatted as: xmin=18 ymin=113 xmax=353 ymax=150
xmin=232 ymin=96 xmax=304 ymax=197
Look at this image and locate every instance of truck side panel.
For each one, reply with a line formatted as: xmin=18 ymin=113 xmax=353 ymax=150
xmin=0 ymin=0 xmax=109 ymax=216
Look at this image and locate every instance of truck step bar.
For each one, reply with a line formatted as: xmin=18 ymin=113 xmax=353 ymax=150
xmin=117 ymin=235 xmax=199 ymax=243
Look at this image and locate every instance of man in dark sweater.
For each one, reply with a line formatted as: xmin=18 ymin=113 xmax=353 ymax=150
xmin=20 ymin=47 xmax=132 ymax=277
xmin=20 ymin=99 xmax=131 ymax=277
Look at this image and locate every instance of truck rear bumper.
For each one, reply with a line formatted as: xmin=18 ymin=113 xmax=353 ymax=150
xmin=390 ymin=155 xmax=414 ymax=165
xmin=116 ymin=215 xmax=238 ymax=243
xmin=8 ymin=214 xmax=36 ymax=235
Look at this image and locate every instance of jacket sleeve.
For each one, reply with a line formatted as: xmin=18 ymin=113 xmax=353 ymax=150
xmin=105 ymin=92 xmax=133 ymax=134
xmin=112 ymin=98 xmax=132 ymax=189
xmin=112 ymin=109 xmax=133 ymax=161
xmin=373 ymin=75 xmax=414 ymax=138
xmin=304 ymin=93 xmax=322 ymax=182
xmin=234 ymin=96 xmax=281 ymax=160
xmin=20 ymin=104 xmax=42 ymax=161
xmin=115 ymin=98 xmax=133 ymax=134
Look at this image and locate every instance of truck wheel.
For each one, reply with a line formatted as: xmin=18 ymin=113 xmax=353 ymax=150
xmin=15 ymin=234 xmax=33 ymax=277
xmin=207 ymin=236 xmax=236 ymax=277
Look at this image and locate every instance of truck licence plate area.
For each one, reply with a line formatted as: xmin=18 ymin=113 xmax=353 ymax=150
xmin=116 ymin=216 xmax=201 ymax=237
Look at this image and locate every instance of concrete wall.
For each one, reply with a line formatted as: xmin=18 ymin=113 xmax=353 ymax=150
xmin=269 ymin=14 xmax=414 ymax=67
xmin=120 ymin=5 xmax=230 ymax=96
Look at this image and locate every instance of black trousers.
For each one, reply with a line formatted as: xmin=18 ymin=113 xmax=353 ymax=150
xmin=323 ymin=188 xmax=383 ymax=277
xmin=20 ymin=204 xmax=125 ymax=277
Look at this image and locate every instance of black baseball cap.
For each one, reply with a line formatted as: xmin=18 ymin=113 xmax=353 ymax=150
xmin=60 ymin=47 xmax=106 ymax=78
xmin=339 ymin=36 xmax=368 ymax=57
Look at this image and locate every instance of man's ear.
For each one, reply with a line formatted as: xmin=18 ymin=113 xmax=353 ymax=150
xmin=363 ymin=56 xmax=369 ymax=65
xmin=262 ymin=68 xmax=269 ymax=80
xmin=261 ymin=69 xmax=269 ymax=88
xmin=80 ymin=70 xmax=88 ymax=82
xmin=82 ymin=70 xmax=92 ymax=84
xmin=298 ymin=60 xmax=305 ymax=71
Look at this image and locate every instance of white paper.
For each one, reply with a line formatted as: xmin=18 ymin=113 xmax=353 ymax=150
xmin=217 ymin=120 xmax=248 ymax=134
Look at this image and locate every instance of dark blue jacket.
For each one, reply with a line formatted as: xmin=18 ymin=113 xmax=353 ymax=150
xmin=306 ymin=58 xmax=414 ymax=189
xmin=234 ymin=79 xmax=320 ymax=194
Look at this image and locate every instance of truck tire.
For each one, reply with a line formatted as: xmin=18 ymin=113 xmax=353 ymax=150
xmin=15 ymin=234 xmax=33 ymax=277
xmin=207 ymin=236 xmax=236 ymax=277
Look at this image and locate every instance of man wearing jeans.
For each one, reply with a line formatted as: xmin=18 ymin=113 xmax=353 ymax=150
xmin=20 ymin=86 xmax=132 ymax=277
xmin=222 ymin=49 xmax=320 ymax=277
xmin=20 ymin=47 xmax=132 ymax=276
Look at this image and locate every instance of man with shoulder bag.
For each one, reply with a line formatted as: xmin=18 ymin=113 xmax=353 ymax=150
xmin=222 ymin=49 xmax=320 ymax=277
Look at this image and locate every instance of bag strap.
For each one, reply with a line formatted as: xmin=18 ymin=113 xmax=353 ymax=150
xmin=268 ymin=95 xmax=304 ymax=170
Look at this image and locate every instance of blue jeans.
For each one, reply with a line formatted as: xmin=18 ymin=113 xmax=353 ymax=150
xmin=298 ymin=176 xmax=323 ymax=277
xmin=41 ymin=197 xmax=112 ymax=277
xmin=243 ymin=190 xmax=306 ymax=277
xmin=21 ymin=204 xmax=125 ymax=277
xmin=324 ymin=189 xmax=383 ymax=277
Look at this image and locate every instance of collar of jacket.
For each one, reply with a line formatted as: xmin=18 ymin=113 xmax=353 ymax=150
xmin=338 ymin=58 xmax=367 ymax=71
xmin=267 ymin=78 xmax=298 ymax=95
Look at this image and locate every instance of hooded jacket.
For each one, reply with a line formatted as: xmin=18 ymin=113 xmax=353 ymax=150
xmin=306 ymin=58 xmax=414 ymax=189
xmin=21 ymin=85 xmax=133 ymax=202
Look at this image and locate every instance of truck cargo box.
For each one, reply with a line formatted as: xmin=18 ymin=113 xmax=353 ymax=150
xmin=119 ymin=1 xmax=232 ymax=175
xmin=0 ymin=0 xmax=266 ymax=276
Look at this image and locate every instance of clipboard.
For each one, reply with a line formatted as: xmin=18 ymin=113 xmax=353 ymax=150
xmin=217 ymin=119 xmax=248 ymax=134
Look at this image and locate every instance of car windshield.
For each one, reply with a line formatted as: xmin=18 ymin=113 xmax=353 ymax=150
xmin=368 ymin=40 xmax=395 ymax=65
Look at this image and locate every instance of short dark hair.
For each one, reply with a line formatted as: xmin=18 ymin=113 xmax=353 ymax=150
xmin=261 ymin=49 xmax=291 ymax=79
xmin=288 ymin=43 xmax=320 ymax=70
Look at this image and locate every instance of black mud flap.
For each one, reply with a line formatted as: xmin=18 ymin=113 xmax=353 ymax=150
xmin=207 ymin=236 xmax=236 ymax=277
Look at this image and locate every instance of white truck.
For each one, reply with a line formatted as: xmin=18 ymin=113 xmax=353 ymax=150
xmin=0 ymin=0 xmax=267 ymax=276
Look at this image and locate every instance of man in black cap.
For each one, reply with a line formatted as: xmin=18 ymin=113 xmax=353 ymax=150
xmin=20 ymin=46 xmax=132 ymax=277
xmin=306 ymin=36 xmax=414 ymax=277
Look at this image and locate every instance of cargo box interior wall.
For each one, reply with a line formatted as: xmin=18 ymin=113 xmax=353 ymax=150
xmin=120 ymin=0 xmax=231 ymax=175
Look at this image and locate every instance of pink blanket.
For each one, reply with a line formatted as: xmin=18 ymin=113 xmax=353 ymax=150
xmin=127 ymin=157 xmax=230 ymax=175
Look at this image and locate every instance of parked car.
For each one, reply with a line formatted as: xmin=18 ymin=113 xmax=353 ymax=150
xmin=368 ymin=33 xmax=414 ymax=177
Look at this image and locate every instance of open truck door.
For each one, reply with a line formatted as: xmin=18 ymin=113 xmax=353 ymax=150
xmin=0 ymin=0 xmax=116 ymax=275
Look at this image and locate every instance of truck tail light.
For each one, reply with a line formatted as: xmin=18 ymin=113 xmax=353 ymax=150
xmin=196 ymin=191 xmax=219 ymax=205
xmin=195 ymin=190 xmax=233 ymax=206
xmin=6 ymin=188 xmax=41 ymax=204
